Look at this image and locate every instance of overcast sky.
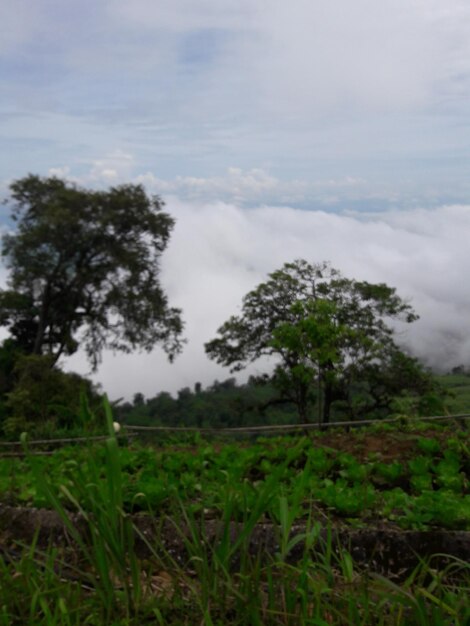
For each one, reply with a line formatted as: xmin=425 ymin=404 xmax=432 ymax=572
xmin=2 ymin=1 xmax=470 ymax=400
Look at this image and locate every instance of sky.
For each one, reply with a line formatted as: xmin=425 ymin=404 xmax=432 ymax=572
xmin=1 ymin=0 xmax=470 ymax=401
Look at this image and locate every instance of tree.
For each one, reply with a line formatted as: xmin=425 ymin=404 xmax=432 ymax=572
xmin=205 ymin=259 xmax=430 ymax=424
xmin=0 ymin=175 xmax=184 ymax=368
xmin=133 ymin=392 xmax=145 ymax=407
xmin=269 ymin=298 xmax=354 ymax=423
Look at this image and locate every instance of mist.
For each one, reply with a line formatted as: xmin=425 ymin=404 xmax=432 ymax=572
xmin=63 ymin=198 xmax=470 ymax=401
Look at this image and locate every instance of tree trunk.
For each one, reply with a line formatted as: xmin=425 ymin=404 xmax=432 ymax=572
xmin=296 ymin=382 xmax=309 ymax=424
xmin=321 ymin=361 xmax=336 ymax=428
xmin=322 ymin=381 xmax=333 ymax=426
xmin=33 ymin=287 xmax=51 ymax=355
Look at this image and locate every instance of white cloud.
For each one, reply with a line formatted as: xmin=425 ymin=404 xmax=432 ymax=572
xmin=88 ymin=150 xmax=135 ymax=184
xmin=46 ymin=151 xmax=136 ymax=187
xmin=2 ymin=0 xmax=470 ymax=199
xmin=45 ymin=161 xmax=369 ymax=207
xmin=100 ymin=0 xmax=470 ymax=118
xmin=61 ymin=199 xmax=470 ymax=400
xmin=137 ymin=168 xmax=294 ymax=203
xmin=48 ymin=166 xmax=71 ymax=179
xmin=135 ymin=168 xmax=371 ymax=207
xmin=12 ymin=0 xmax=469 ymax=120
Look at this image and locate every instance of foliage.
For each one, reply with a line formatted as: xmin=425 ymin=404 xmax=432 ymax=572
xmin=0 ymin=339 xmax=21 ymax=395
xmin=0 ymin=338 xmax=23 ymax=428
xmin=434 ymin=372 xmax=470 ymax=414
xmin=0 ymin=174 xmax=184 ymax=368
xmin=205 ymin=259 xmax=433 ymax=423
xmin=116 ymin=376 xmax=298 ymax=429
xmin=1 ymin=353 xmax=102 ymax=436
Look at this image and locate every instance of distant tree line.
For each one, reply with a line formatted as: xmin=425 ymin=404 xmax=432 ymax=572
xmin=115 ymin=373 xmax=444 ymax=430
xmin=115 ymin=377 xmax=297 ymax=429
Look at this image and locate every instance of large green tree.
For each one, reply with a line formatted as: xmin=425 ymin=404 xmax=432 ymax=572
xmin=205 ymin=259 xmax=433 ymax=424
xmin=0 ymin=175 xmax=184 ymax=368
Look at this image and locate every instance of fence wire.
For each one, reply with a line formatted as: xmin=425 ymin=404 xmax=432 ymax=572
xmin=0 ymin=412 xmax=468 ymax=457
xmin=124 ymin=413 xmax=470 ymax=435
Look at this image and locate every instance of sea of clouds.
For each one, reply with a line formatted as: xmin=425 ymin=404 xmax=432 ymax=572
xmin=62 ymin=198 xmax=470 ymax=401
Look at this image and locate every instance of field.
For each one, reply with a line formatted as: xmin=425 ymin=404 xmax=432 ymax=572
xmin=1 ymin=421 xmax=470 ymax=530
xmin=0 ymin=414 xmax=469 ymax=625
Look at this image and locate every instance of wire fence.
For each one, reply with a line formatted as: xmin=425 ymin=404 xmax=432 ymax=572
xmin=0 ymin=434 xmax=136 ymax=457
xmin=0 ymin=412 xmax=468 ymax=457
xmin=124 ymin=413 xmax=470 ymax=434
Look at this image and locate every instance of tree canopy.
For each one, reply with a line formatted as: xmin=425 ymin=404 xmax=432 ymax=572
xmin=205 ymin=259 xmax=434 ymax=424
xmin=0 ymin=175 xmax=184 ymax=368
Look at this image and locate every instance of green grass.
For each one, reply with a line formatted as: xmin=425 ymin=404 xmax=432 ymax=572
xmin=3 ymin=519 xmax=469 ymax=625
xmin=0 ymin=405 xmax=469 ymax=624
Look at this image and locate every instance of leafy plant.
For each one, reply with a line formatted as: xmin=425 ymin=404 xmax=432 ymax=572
xmin=417 ymin=437 xmax=441 ymax=455
xmin=373 ymin=461 xmax=404 ymax=484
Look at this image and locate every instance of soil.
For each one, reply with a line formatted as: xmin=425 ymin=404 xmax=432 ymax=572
xmin=307 ymin=428 xmax=461 ymax=463
xmin=145 ymin=427 xmax=452 ymax=464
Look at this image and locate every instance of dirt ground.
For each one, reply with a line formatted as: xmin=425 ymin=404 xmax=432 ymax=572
xmin=309 ymin=429 xmax=433 ymax=462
